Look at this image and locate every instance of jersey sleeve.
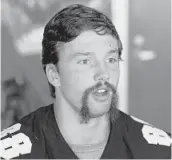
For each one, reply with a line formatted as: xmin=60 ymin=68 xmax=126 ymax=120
xmin=0 ymin=112 xmax=46 ymax=159
xmin=123 ymin=115 xmax=171 ymax=159
xmin=0 ymin=123 xmax=33 ymax=159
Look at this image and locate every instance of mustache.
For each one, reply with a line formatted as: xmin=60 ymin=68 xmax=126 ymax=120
xmin=82 ymin=81 xmax=116 ymax=98
xmin=80 ymin=81 xmax=118 ymax=123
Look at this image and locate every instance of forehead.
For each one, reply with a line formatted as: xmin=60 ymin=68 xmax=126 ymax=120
xmin=58 ymin=30 xmax=119 ymax=59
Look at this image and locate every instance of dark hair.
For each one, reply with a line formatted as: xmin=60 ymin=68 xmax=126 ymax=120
xmin=42 ymin=4 xmax=123 ymax=98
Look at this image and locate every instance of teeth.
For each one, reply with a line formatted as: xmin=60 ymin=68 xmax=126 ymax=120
xmin=97 ymin=89 xmax=106 ymax=93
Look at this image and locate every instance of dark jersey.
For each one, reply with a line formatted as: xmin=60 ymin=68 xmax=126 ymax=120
xmin=1 ymin=104 xmax=171 ymax=159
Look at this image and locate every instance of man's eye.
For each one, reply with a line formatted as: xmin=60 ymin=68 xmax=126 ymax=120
xmin=78 ymin=59 xmax=91 ymax=64
xmin=106 ymin=58 xmax=118 ymax=63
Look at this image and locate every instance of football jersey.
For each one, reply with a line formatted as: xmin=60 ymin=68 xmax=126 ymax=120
xmin=0 ymin=104 xmax=171 ymax=159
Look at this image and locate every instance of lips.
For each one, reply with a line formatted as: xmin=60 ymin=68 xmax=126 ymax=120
xmin=92 ymin=87 xmax=111 ymax=102
xmin=93 ymin=88 xmax=109 ymax=96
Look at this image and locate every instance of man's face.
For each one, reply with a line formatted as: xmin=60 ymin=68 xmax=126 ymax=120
xmin=57 ymin=30 xmax=120 ymax=122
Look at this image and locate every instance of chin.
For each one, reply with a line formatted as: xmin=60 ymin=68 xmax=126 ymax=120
xmin=89 ymin=106 xmax=110 ymax=118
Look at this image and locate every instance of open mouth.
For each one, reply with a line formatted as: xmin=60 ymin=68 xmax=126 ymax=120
xmin=92 ymin=87 xmax=111 ymax=102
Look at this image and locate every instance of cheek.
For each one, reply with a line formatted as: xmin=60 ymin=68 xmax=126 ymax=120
xmin=59 ymin=69 xmax=94 ymax=106
xmin=60 ymin=68 xmax=93 ymax=92
xmin=109 ymin=69 xmax=120 ymax=86
xmin=59 ymin=71 xmax=81 ymax=104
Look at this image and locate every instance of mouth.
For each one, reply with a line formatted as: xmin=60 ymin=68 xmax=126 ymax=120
xmin=92 ymin=87 xmax=111 ymax=102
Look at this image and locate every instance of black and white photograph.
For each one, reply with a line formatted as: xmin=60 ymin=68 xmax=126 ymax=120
xmin=0 ymin=0 xmax=171 ymax=159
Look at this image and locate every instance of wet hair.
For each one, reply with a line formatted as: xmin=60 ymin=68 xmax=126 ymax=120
xmin=42 ymin=4 xmax=123 ymax=98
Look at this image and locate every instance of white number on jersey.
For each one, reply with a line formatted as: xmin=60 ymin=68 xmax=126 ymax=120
xmin=0 ymin=123 xmax=21 ymax=139
xmin=131 ymin=115 xmax=172 ymax=146
xmin=0 ymin=123 xmax=32 ymax=159
xmin=142 ymin=125 xmax=171 ymax=146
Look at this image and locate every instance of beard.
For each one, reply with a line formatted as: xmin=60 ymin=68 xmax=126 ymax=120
xmin=80 ymin=81 xmax=119 ymax=124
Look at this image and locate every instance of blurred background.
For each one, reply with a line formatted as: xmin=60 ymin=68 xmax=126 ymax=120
xmin=1 ymin=0 xmax=171 ymax=132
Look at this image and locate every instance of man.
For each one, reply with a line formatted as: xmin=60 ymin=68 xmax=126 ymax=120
xmin=0 ymin=4 xmax=171 ymax=159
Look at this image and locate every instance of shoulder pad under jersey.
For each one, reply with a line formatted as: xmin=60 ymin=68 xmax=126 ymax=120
xmin=122 ymin=114 xmax=171 ymax=159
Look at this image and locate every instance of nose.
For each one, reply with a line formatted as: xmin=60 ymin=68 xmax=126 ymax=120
xmin=94 ymin=65 xmax=109 ymax=82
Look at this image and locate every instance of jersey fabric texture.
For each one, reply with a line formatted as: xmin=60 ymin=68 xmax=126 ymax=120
xmin=1 ymin=104 xmax=171 ymax=159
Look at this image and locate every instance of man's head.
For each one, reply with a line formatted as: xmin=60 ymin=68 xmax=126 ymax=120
xmin=42 ymin=4 xmax=122 ymax=123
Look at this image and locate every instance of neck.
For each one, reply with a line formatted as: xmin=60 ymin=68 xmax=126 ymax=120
xmin=53 ymin=95 xmax=110 ymax=145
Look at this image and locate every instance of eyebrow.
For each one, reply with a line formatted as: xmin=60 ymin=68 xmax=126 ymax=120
xmin=107 ymin=49 xmax=119 ymax=55
xmin=72 ymin=49 xmax=119 ymax=58
xmin=74 ymin=52 xmax=95 ymax=57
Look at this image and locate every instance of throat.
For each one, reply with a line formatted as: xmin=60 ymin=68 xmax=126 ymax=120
xmin=69 ymin=136 xmax=108 ymax=159
xmin=68 ymin=122 xmax=110 ymax=146
xmin=58 ymin=113 xmax=110 ymax=145
xmin=53 ymin=101 xmax=110 ymax=145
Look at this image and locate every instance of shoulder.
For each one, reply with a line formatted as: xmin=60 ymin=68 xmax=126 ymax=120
xmin=0 ymin=104 xmax=53 ymax=159
xmin=125 ymin=113 xmax=171 ymax=146
xmin=19 ymin=104 xmax=53 ymax=125
xmin=118 ymin=111 xmax=171 ymax=158
xmin=0 ymin=122 xmax=32 ymax=159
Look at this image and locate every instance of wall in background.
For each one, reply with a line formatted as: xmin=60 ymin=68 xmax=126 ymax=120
xmin=128 ymin=0 xmax=171 ymax=132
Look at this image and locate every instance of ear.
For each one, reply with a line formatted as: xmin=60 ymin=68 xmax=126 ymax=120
xmin=46 ymin=64 xmax=60 ymax=87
